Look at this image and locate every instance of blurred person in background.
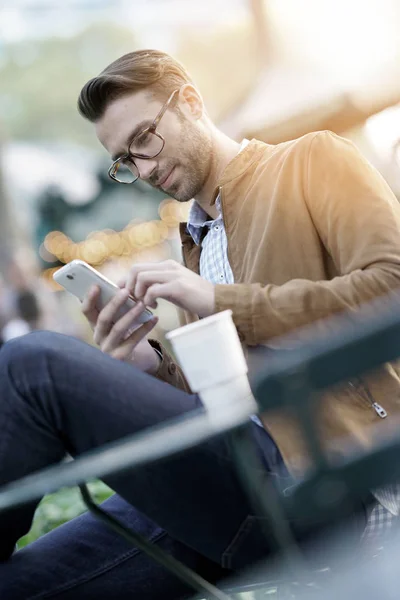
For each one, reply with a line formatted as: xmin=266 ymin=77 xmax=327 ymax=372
xmin=3 ymin=250 xmax=89 ymax=342
xmin=0 ymin=258 xmax=40 ymax=343
xmin=1 ymin=289 xmax=42 ymax=343
xmin=1 ymin=49 xmax=400 ymax=599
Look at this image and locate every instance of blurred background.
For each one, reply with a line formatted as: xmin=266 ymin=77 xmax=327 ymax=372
xmin=2 ymin=0 xmax=400 ymax=549
xmin=1 ymin=0 xmax=400 ymax=347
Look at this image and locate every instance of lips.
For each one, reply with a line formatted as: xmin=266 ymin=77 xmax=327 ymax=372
xmin=158 ymin=166 xmax=175 ymax=189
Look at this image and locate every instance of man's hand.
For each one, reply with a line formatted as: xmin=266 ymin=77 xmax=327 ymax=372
xmin=81 ymin=286 xmax=161 ymax=374
xmin=121 ymin=260 xmax=216 ymax=318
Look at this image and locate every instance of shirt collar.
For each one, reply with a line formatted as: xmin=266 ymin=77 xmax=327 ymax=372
xmin=186 ymin=197 xmax=223 ymax=245
xmin=186 ymin=139 xmax=249 ymax=245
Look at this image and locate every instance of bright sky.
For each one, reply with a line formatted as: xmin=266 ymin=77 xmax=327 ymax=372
xmin=0 ymin=0 xmax=248 ymax=46
xmin=269 ymin=0 xmax=400 ymax=85
xmin=3 ymin=0 xmax=399 ymax=82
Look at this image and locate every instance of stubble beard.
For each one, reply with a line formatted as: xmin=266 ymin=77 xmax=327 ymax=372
xmin=169 ymin=121 xmax=213 ymax=203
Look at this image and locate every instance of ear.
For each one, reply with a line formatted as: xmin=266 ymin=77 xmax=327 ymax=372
xmin=177 ymin=84 xmax=204 ymax=120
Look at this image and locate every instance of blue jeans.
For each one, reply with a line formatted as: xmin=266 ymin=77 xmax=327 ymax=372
xmin=0 ymin=332 xmax=364 ymax=599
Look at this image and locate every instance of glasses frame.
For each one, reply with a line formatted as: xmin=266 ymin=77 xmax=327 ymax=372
xmin=108 ymin=88 xmax=180 ymax=184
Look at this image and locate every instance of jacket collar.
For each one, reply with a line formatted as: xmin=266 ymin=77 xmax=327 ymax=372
xmin=210 ymin=138 xmax=268 ymax=205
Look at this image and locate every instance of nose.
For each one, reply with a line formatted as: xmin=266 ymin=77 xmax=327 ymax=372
xmin=135 ymin=158 xmax=158 ymax=181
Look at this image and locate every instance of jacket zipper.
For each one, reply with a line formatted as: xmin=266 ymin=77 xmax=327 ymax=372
xmin=348 ymin=379 xmax=388 ymax=418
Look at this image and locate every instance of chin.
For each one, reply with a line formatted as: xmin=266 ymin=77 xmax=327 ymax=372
xmin=175 ymin=181 xmax=203 ymax=203
xmin=169 ymin=184 xmax=194 ymax=203
xmin=174 ymin=193 xmax=194 ymax=203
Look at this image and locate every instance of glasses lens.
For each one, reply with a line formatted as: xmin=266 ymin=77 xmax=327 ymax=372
xmin=111 ymin=159 xmax=138 ymax=184
xmin=130 ymin=131 xmax=163 ymax=158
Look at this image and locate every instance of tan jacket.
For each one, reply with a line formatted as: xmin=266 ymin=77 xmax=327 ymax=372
xmin=153 ymin=131 xmax=400 ymax=477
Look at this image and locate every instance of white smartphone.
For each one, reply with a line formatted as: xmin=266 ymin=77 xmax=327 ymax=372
xmin=53 ymin=260 xmax=153 ymax=325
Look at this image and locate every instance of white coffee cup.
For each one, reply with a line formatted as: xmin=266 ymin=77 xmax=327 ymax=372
xmin=166 ymin=310 xmax=258 ymax=424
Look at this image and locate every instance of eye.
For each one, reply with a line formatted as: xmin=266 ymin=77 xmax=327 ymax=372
xmin=133 ymin=131 xmax=152 ymax=148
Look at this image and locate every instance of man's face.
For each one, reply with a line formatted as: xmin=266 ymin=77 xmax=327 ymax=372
xmin=95 ymin=88 xmax=213 ymax=202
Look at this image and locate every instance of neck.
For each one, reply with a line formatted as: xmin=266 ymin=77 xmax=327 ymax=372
xmin=194 ymin=128 xmax=240 ymax=220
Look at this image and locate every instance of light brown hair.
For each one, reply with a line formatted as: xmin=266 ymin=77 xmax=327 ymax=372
xmin=78 ymin=49 xmax=194 ymax=122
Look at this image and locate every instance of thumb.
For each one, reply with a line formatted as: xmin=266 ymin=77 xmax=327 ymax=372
xmin=116 ymin=276 xmax=127 ymax=289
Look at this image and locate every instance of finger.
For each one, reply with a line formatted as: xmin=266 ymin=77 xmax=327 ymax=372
xmin=124 ymin=315 xmax=158 ymax=346
xmin=125 ymin=260 xmax=179 ymax=295
xmin=105 ymin=316 xmax=158 ymax=358
xmin=124 ymin=264 xmax=145 ymax=298
xmin=134 ymin=270 xmax=176 ymax=301
xmin=116 ymin=276 xmax=127 ymax=289
xmin=143 ymin=281 xmax=183 ymax=309
xmin=81 ymin=285 xmax=100 ymax=327
xmin=101 ymin=300 xmax=152 ymax=350
xmin=110 ymin=317 xmax=159 ymax=361
xmin=93 ymin=288 xmax=130 ymax=345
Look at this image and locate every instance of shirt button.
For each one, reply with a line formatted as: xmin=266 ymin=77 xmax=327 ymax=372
xmin=168 ymin=363 xmax=177 ymax=375
xmin=214 ymin=225 xmax=220 ymax=231
xmin=220 ymin=274 xmax=224 ymax=280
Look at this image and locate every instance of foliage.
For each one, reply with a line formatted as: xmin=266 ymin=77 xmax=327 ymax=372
xmin=17 ymin=481 xmax=114 ymax=549
xmin=0 ymin=23 xmax=138 ymax=148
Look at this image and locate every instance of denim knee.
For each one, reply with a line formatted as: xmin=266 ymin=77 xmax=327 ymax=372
xmin=0 ymin=331 xmax=85 ymax=368
xmin=0 ymin=331 xmax=88 ymax=407
xmin=0 ymin=331 xmax=85 ymax=450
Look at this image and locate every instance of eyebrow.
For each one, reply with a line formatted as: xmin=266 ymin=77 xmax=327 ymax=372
xmin=111 ymin=119 xmax=152 ymax=161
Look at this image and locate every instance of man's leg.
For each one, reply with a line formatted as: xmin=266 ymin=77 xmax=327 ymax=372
xmin=0 ymin=331 xmax=368 ymax=600
xmin=0 ymin=331 xmax=195 ymax=559
xmin=0 ymin=493 xmax=229 ymax=600
xmin=0 ymin=331 xmax=283 ymax=573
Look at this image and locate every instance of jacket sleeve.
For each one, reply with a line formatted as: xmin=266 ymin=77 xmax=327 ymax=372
xmin=148 ymin=339 xmax=192 ymax=392
xmin=214 ymin=131 xmax=400 ymax=346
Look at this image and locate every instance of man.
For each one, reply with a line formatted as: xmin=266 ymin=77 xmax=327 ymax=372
xmin=1 ymin=48 xmax=400 ymax=599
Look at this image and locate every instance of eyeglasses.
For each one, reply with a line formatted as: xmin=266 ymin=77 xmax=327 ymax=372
xmin=108 ymin=88 xmax=179 ymax=184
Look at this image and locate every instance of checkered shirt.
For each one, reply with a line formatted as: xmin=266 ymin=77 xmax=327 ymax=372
xmin=187 ymin=188 xmax=262 ymax=430
xmin=362 ymin=501 xmax=398 ymax=548
xmin=187 ymin=195 xmax=234 ymax=286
